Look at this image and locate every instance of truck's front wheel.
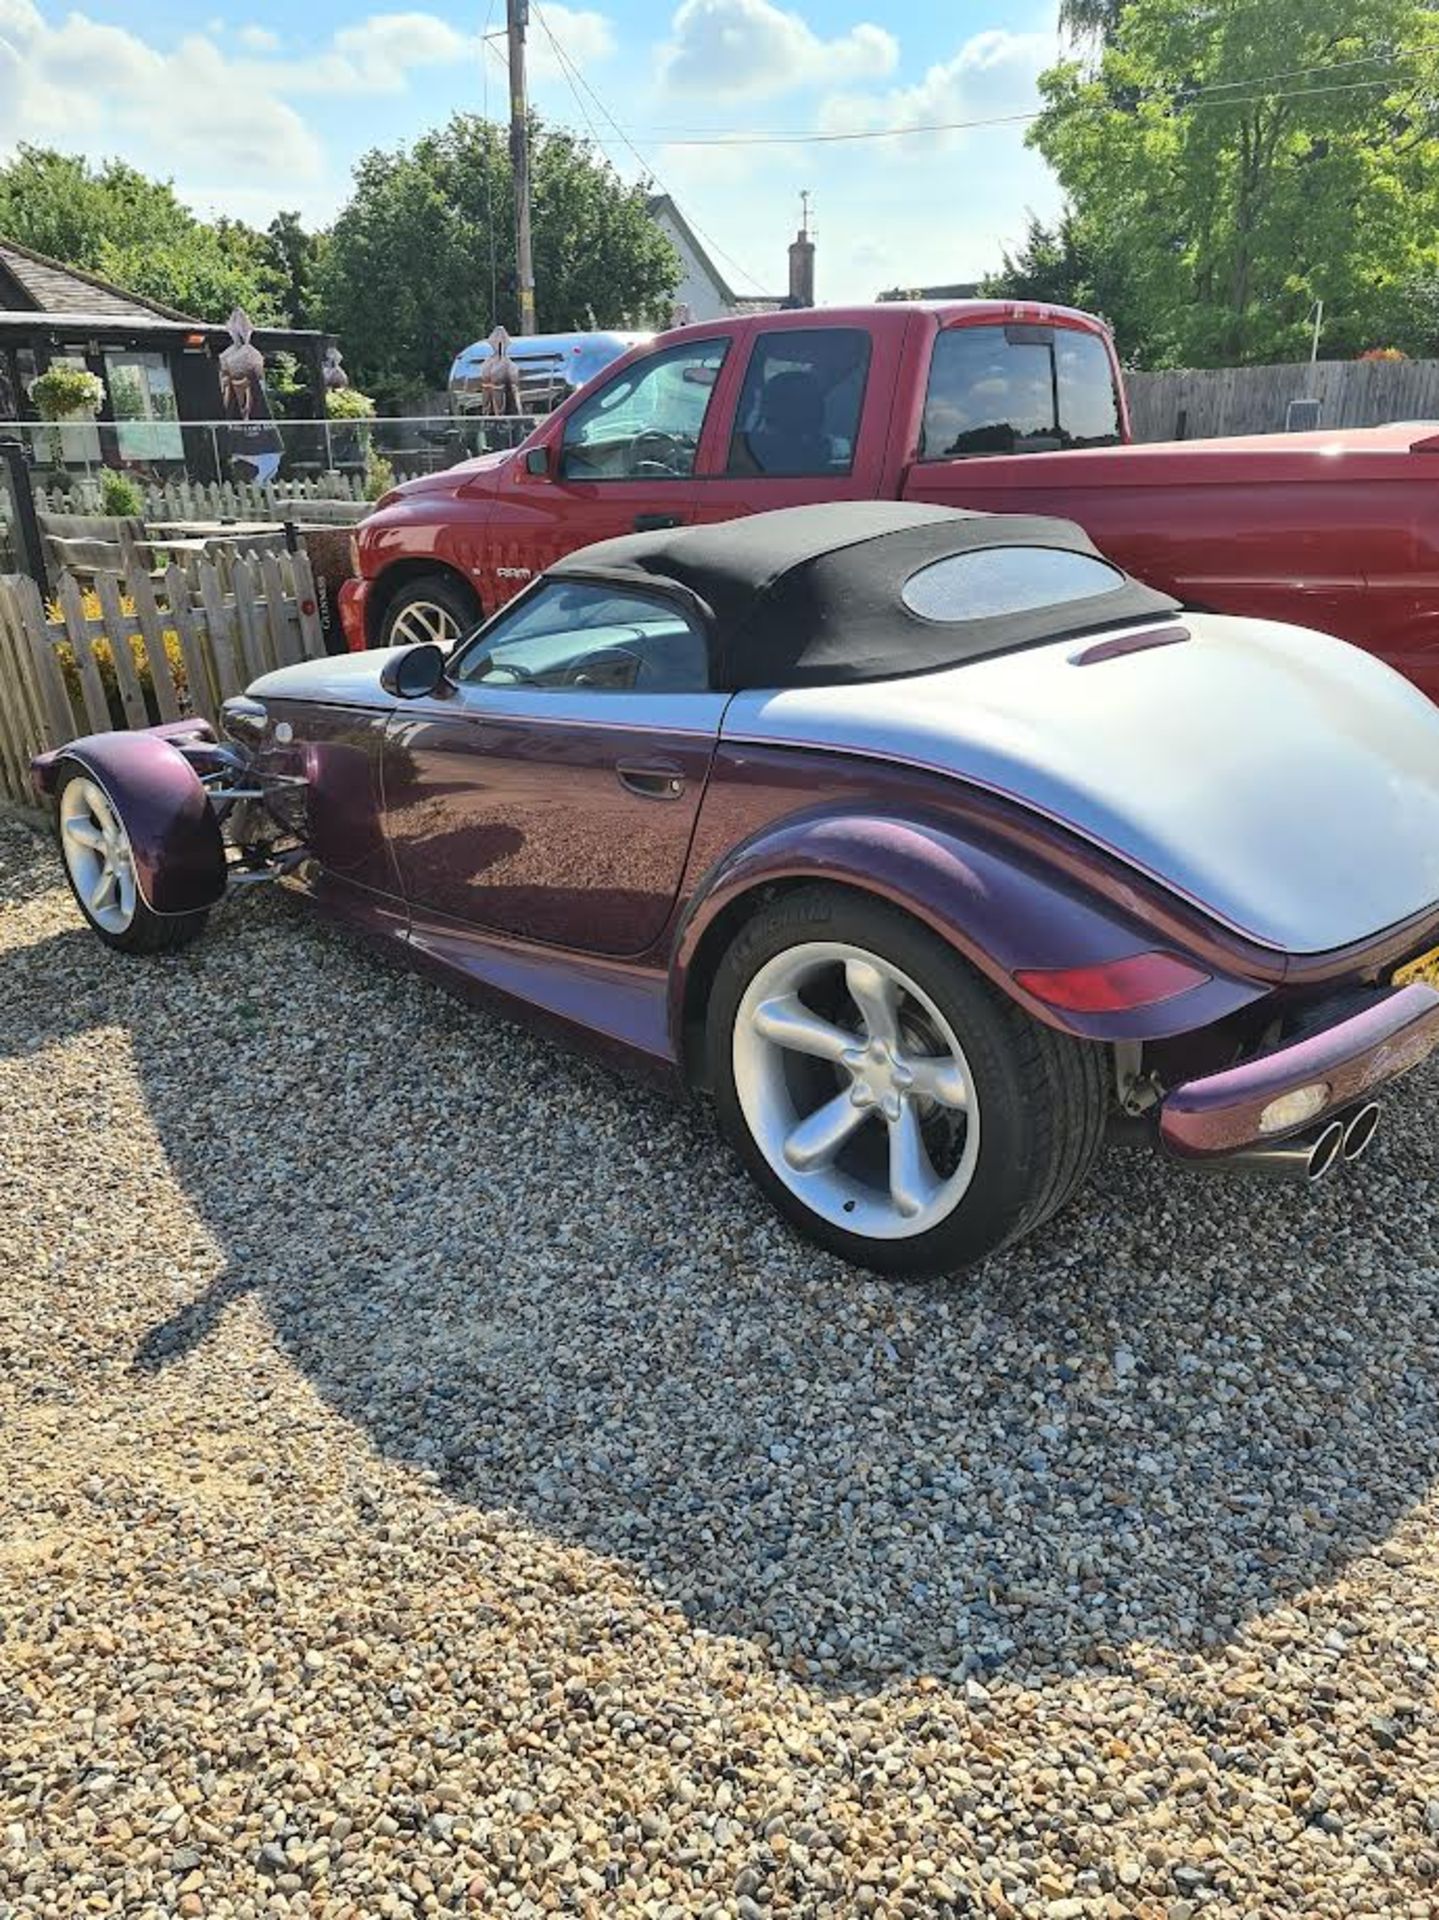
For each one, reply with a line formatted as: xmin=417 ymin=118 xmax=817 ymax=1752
xmin=379 ymin=573 xmax=482 ymax=650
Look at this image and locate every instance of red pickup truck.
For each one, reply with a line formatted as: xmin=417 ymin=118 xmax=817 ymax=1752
xmin=342 ymin=301 xmax=1439 ymax=698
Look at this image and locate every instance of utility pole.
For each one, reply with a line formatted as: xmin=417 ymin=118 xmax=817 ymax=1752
xmin=506 ymin=0 xmax=537 ymax=335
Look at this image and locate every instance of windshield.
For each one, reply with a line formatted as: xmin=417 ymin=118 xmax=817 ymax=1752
xmin=920 ymin=323 xmax=1122 ymax=459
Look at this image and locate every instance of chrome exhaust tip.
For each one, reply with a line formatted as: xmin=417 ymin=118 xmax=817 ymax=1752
xmin=1197 ymin=1117 xmax=1345 ymax=1183
xmin=1340 ymin=1101 xmax=1382 ymax=1164
xmin=1307 ymin=1118 xmax=1345 ymax=1182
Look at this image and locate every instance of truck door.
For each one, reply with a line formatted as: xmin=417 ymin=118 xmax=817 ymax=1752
xmin=689 ymin=320 xmax=905 ymax=527
xmin=477 ymin=336 xmax=730 ymax=609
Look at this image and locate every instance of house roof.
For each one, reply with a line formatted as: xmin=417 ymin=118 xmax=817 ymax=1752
xmin=0 ymin=235 xmax=201 ymax=323
xmin=646 ymin=194 xmax=783 ymax=310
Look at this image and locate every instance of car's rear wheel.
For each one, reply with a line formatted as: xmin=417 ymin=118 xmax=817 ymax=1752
xmin=57 ymin=767 xmax=209 ymax=955
xmin=379 ymin=573 xmax=482 ymax=650
xmin=707 ymin=887 xmax=1108 ymax=1277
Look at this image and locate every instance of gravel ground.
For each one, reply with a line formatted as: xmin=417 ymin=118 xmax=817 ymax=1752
xmin=4 ymin=810 xmax=1439 ymax=1920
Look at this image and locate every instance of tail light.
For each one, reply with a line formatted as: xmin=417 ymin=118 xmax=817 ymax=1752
xmin=1014 ymin=951 xmax=1211 ymax=1013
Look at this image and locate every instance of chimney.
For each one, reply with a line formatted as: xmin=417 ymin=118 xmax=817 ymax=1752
xmin=788 ymin=190 xmax=815 ymax=307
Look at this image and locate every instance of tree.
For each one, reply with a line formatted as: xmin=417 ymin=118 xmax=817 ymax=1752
xmin=982 ymin=209 xmax=1146 ymax=359
xmin=0 ymin=146 xmax=286 ymax=323
xmin=317 ymin=114 xmax=679 ymax=406
xmin=1028 ymin=0 xmax=1439 ymax=366
xmin=264 ymin=210 xmax=325 ymax=331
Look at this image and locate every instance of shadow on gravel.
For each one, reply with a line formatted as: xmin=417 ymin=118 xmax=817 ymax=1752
xmin=8 ymin=845 xmax=1439 ymax=1694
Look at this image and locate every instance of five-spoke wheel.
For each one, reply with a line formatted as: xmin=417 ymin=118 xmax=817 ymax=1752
xmin=733 ymin=942 xmax=981 ymax=1241
xmin=54 ymin=763 xmax=210 ymax=955
xmin=60 ymin=775 xmax=137 ymax=936
xmin=709 ymin=887 xmax=1109 ymax=1276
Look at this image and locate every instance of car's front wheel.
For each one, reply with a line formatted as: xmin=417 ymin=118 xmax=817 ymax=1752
xmin=707 ymin=887 xmax=1108 ymax=1277
xmin=379 ymin=573 xmax=482 ymax=650
xmin=57 ymin=767 xmax=209 ymax=955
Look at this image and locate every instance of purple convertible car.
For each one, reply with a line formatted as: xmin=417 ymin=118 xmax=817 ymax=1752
xmin=32 ymin=502 xmax=1439 ymax=1275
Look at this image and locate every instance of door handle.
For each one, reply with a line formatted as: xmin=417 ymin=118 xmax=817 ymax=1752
xmin=616 ymin=759 xmax=686 ymax=800
xmin=633 ymin=512 xmax=682 ymax=532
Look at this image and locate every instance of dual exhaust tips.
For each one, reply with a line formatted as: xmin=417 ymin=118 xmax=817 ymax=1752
xmin=1214 ymin=1101 xmax=1382 ymax=1183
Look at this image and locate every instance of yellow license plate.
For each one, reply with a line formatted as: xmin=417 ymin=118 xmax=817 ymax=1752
xmin=1394 ymin=942 xmax=1439 ymax=990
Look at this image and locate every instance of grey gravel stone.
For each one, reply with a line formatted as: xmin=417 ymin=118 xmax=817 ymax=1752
xmin=5 ymin=816 xmax=1439 ymax=1918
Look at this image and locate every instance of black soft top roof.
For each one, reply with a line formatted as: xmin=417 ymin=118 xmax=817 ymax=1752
xmin=549 ymin=500 xmax=1178 ymax=690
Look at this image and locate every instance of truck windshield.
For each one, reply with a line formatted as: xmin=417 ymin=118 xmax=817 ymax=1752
xmin=920 ymin=323 xmax=1122 ymax=459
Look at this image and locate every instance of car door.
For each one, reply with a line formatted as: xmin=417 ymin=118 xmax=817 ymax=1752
xmin=382 ymin=577 xmax=728 ymax=956
xmin=477 ymin=336 xmax=732 ymax=609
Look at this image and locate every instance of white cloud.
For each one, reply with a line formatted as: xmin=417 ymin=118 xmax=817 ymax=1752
xmin=0 ymin=4 xmax=619 ymax=199
xmin=818 ymin=26 xmax=1053 ymax=152
xmin=0 ymin=10 xmax=323 ymax=181
xmin=658 ymin=0 xmax=897 ymax=99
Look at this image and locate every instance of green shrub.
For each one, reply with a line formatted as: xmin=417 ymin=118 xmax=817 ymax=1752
xmin=364 ymin=444 xmax=395 ymax=502
xmin=326 ymin=385 xmax=376 ymax=420
xmin=98 ymin=468 xmax=144 ymax=518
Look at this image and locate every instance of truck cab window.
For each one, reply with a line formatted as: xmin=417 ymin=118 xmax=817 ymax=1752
xmin=727 ymin=328 xmax=872 ymax=477
xmin=920 ymin=324 xmax=1121 ymax=460
xmin=560 ymin=340 xmax=728 ymax=482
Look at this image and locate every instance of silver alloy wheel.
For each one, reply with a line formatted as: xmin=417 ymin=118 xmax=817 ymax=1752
xmin=59 ymin=776 xmax=138 ymax=935
xmin=389 ymin=599 xmax=462 ymax=648
xmin=732 ymin=940 xmax=981 ymax=1241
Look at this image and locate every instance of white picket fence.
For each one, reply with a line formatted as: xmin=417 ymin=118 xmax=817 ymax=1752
xmin=0 ymin=552 xmax=327 ymax=805
xmin=32 ymin=472 xmax=367 ymax=521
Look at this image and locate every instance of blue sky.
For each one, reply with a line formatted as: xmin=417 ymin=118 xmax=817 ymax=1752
xmin=0 ymin=0 xmax=1068 ymax=306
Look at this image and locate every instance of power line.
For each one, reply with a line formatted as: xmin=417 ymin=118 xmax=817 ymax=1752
xmin=562 ymin=36 xmax=1439 ymax=151
xmin=526 ymin=0 xmax=772 ymax=297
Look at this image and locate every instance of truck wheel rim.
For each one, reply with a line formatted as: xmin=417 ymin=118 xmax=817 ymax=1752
xmin=60 ymin=778 xmax=137 ymax=935
xmin=733 ymin=941 xmax=980 ymax=1241
xmin=390 ymin=600 xmax=461 ymax=647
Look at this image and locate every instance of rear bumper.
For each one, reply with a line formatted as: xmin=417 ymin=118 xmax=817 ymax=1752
xmin=339 ymin=576 xmax=370 ymax=652
xmin=1160 ymin=982 xmax=1439 ymax=1157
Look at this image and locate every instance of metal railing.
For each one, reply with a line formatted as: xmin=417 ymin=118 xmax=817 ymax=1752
xmin=0 ymin=412 xmax=539 ymax=486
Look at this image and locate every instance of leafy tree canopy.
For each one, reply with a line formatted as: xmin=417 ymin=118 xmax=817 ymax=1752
xmin=0 ymin=147 xmax=290 ymax=325
xmin=317 ymin=114 xmax=679 ymax=405
xmin=1028 ymin=0 xmax=1439 ymax=366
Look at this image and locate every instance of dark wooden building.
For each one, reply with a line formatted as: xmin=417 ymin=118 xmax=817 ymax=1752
xmin=0 ymin=236 xmax=331 ymax=481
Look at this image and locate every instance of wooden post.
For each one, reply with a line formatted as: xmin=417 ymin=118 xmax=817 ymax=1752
xmin=508 ymin=0 xmax=537 ymax=335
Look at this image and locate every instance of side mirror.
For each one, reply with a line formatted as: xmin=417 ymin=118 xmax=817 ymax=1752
xmin=380 ymin=642 xmax=448 ymax=699
xmin=524 ymin=443 xmax=553 ymax=477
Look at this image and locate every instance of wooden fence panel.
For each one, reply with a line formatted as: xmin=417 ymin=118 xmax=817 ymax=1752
xmin=11 ymin=575 xmax=74 ymax=745
xmin=0 ymin=596 xmax=35 ymax=798
xmin=259 ymin=551 xmax=299 ymax=667
xmin=229 ymin=556 xmax=268 ymax=680
xmin=1127 ymin=358 xmax=1439 ymax=440
xmin=92 ymin=572 xmax=151 ymax=733
xmin=196 ymin=562 xmax=245 ymax=701
xmin=55 ymin=574 xmax=112 ymax=736
xmin=127 ymin=571 xmax=182 ymax=725
xmin=0 ymin=553 xmax=329 ymax=799
xmin=163 ymin=565 xmax=217 ymax=724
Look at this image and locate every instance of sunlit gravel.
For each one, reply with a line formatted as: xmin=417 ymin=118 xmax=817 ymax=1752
xmin=3 ymin=809 xmax=1439 ymax=1919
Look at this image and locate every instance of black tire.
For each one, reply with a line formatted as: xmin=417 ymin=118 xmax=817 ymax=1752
xmin=706 ymin=886 xmax=1109 ymax=1278
xmin=378 ymin=572 xmax=482 ymax=650
xmin=55 ymin=765 xmax=209 ymax=956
